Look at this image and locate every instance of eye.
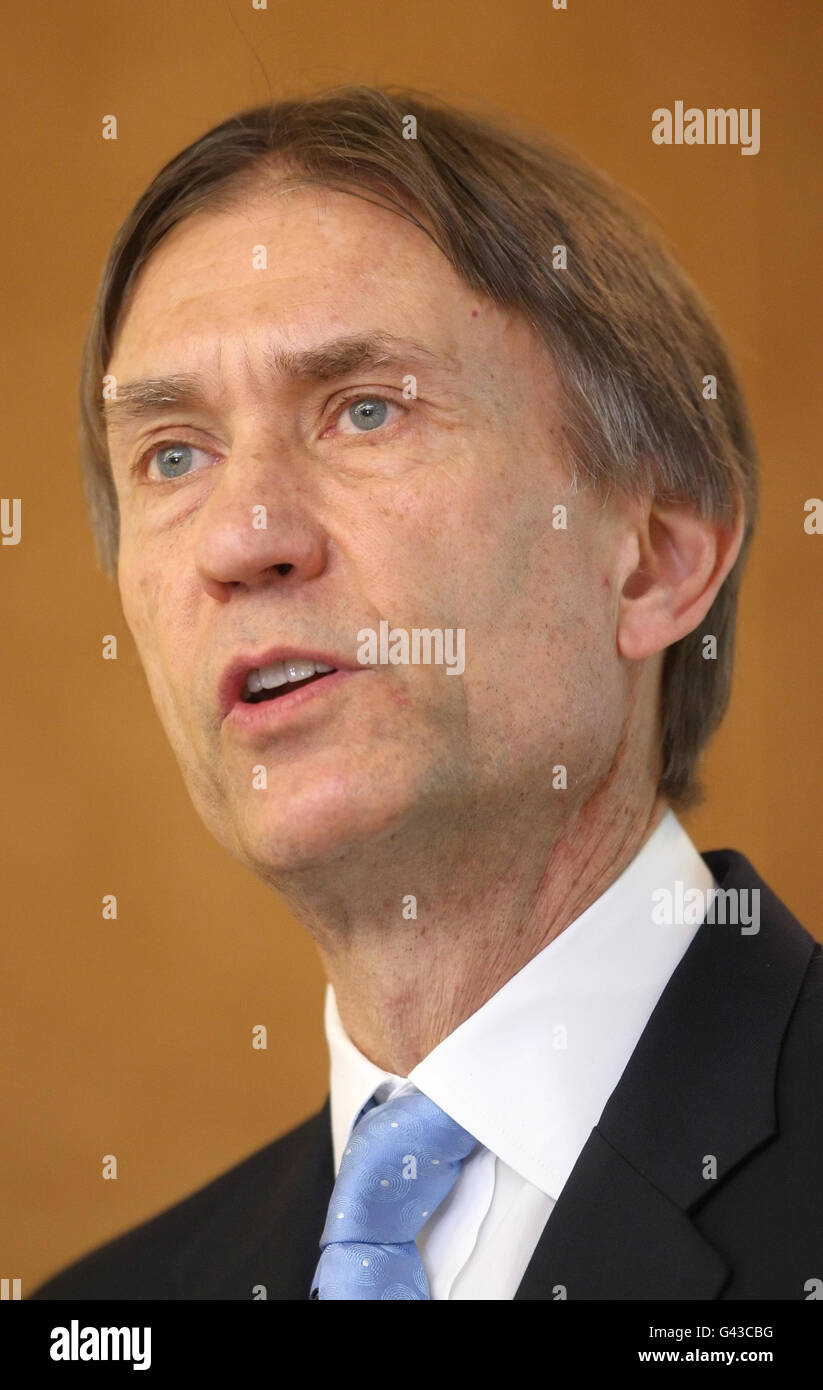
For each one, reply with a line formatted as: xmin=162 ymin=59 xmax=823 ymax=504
xmin=142 ymin=441 xmax=216 ymax=482
xmin=331 ymin=395 xmax=405 ymax=437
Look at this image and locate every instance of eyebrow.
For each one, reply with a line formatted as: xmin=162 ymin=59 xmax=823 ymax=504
xmin=102 ymin=332 xmax=453 ymax=437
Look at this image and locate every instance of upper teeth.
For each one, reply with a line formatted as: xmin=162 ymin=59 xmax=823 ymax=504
xmin=244 ymin=658 xmax=335 ymax=695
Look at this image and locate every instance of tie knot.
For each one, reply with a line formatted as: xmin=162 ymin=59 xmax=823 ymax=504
xmin=318 ymin=1087 xmax=479 ymax=1254
xmin=342 ymin=1088 xmax=477 ymax=1171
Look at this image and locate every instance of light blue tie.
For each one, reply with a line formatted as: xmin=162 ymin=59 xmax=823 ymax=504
xmin=311 ymin=1087 xmax=479 ymax=1299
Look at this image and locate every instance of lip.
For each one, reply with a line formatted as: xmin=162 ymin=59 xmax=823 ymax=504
xmin=224 ymin=666 xmax=355 ymax=735
xmin=218 ymin=646 xmax=362 ymax=723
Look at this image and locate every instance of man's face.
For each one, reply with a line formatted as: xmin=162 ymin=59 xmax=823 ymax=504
xmin=106 ymin=182 xmax=631 ymax=877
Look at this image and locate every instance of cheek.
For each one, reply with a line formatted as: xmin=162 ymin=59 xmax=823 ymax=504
xmin=120 ymin=548 xmax=165 ymax=650
xmin=452 ymin=493 xmax=622 ymax=736
xmin=118 ymin=545 xmax=187 ymax=709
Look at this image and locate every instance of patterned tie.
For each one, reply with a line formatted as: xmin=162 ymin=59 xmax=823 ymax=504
xmin=310 ymin=1086 xmax=479 ymax=1299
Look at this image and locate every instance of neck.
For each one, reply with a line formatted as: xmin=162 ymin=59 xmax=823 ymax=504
xmin=271 ymin=766 xmax=670 ymax=1076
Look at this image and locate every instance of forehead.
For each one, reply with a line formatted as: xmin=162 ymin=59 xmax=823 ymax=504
xmin=112 ymin=186 xmax=470 ymax=366
xmin=106 ymin=184 xmax=549 ymax=400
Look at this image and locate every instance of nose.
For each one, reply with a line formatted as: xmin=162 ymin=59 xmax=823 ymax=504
xmin=194 ymin=441 xmax=328 ymax=603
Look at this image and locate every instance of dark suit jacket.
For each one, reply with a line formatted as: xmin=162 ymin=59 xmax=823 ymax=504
xmin=30 ymin=849 xmax=823 ymax=1300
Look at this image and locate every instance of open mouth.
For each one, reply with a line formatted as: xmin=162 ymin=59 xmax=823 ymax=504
xmin=241 ymin=659 xmax=338 ymax=704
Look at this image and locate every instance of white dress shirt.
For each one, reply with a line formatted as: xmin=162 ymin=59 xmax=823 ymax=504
xmin=323 ymin=809 xmax=717 ymax=1299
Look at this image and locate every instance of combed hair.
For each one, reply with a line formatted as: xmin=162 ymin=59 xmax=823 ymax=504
xmin=79 ymin=83 xmax=758 ymax=810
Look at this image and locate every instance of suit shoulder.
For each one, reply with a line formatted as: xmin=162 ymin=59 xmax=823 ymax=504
xmin=719 ymin=848 xmax=823 ymax=1069
xmin=28 ymin=1101 xmax=329 ymax=1300
xmin=781 ymin=942 xmax=823 ymax=1073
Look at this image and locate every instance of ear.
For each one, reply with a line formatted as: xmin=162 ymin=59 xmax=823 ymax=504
xmin=617 ymin=497 xmax=745 ymax=662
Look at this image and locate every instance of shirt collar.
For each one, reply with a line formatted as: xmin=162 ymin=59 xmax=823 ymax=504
xmin=324 ymin=809 xmax=716 ymax=1197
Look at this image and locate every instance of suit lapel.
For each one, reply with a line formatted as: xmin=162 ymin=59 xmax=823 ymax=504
xmin=515 ymin=849 xmax=815 ymax=1299
xmin=515 ymin=1129 xmax=728 ymax=1299
xmin=244 ymin=1100 xmax=335 ymax=1300
xmin=173 ymin=1100 xmax=335 ymax=1299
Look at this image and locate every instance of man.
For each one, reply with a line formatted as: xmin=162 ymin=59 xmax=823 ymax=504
xmin=32 ymin=85 xmax=822 ymax=1300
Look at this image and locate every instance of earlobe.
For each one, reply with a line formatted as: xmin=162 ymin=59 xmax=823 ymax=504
xmin=617 ymin=498 xmax=745 ymax=663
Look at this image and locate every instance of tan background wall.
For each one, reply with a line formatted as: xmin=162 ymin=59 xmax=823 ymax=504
xmin=2 ymin=0 xmax=819 ymax=1293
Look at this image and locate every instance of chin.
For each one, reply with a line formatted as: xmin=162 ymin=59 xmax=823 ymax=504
xmin=237 ymin=816 xmax=396 ymax=880
xmin=228 ymin=774 xmax=421 ymax=877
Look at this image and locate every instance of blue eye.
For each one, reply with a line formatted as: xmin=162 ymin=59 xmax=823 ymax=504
xmin=142 ymin=441 xmax=215 ymax=482
xmin=347 ymin=398 xmax=389 ymax=431
xmin=156 ymin=443 xmax=193 ymax=478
